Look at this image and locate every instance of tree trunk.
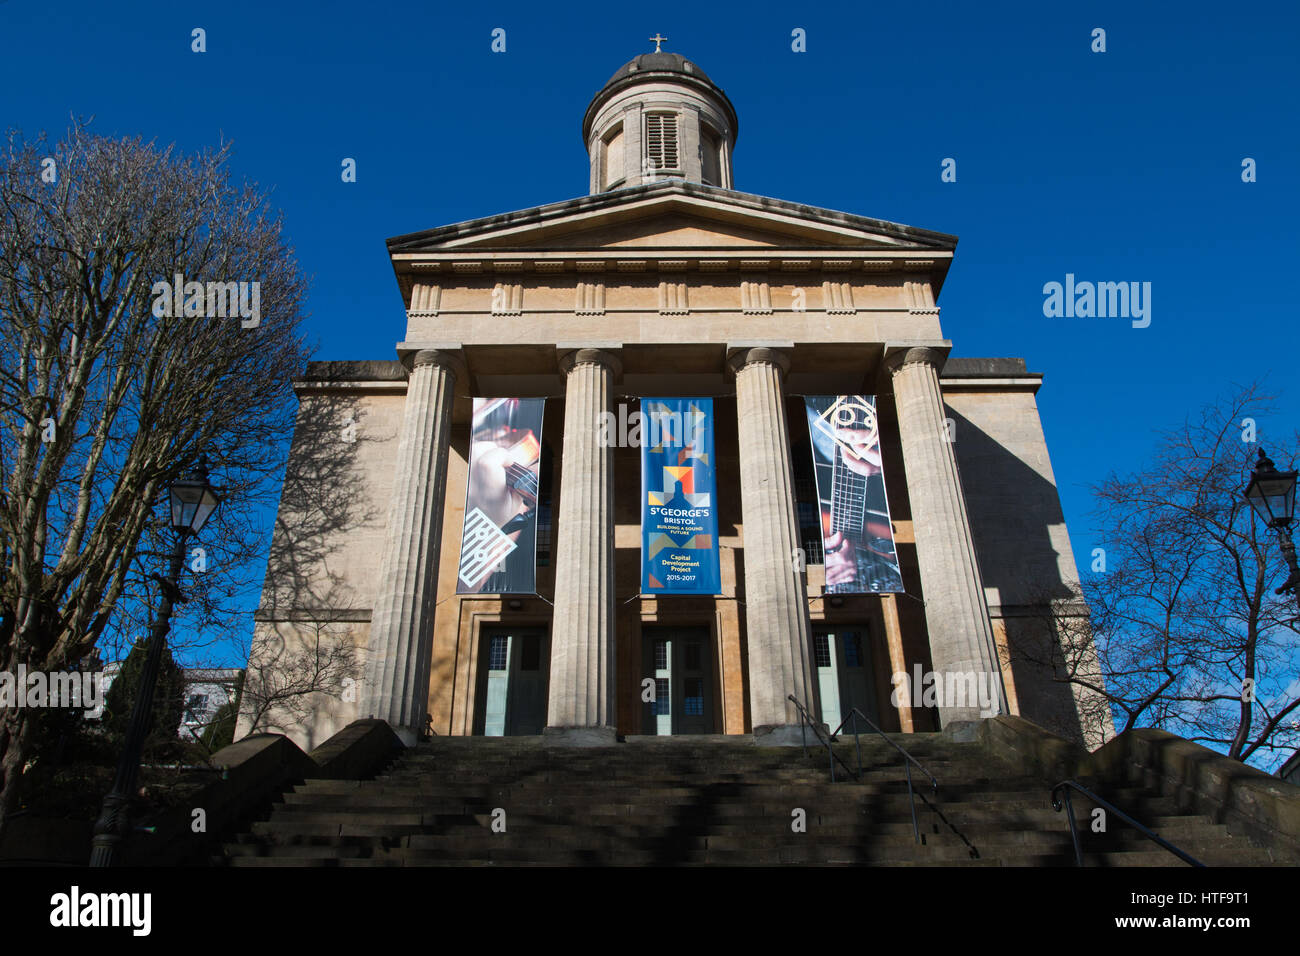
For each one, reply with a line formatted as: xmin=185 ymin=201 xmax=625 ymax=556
xmin=0 ymin=705 xmax=40 ymax=845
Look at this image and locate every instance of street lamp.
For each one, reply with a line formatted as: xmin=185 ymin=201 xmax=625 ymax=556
xmin=90 ymin=458 xmax=219 ymax=867
xmin=1242 ymin=447 xmax=1300 ymax=603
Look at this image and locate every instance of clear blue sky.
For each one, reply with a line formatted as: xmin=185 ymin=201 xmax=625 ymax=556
xmin=2 ymin=1 xmax=1298 ymax=666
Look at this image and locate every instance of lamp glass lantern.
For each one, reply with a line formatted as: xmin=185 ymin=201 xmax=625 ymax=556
xmin=169 ymin=460 xmax=220 ymax=534
xmin=1243 ymin=449 xmax=1298 ymax=529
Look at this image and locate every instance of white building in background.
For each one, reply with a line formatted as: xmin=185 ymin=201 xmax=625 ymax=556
xmin=97 ymin=663 xmax=242 ymax=738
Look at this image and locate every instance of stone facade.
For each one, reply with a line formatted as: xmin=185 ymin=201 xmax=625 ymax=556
xmin=236 ymin=52 xmax=1110 ymax=751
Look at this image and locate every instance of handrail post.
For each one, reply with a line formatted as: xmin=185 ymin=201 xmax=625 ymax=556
xmin=789 ymin=694 xmax=867 ymax=785
xmin=1060 ymin=788 xmax=1084 ymax=867
xmin=906 ymin=760 xmax=920 ymax=844
xmin=851 ymin=711 xmax=862 ymax=777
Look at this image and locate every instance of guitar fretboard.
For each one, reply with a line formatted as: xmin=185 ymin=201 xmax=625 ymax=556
xmin=830 ymin=454 xmax=867 ymax=536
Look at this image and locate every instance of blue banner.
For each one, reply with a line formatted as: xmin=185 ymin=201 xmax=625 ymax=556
xmin=640 ymin=398 xmax=722 ymax=595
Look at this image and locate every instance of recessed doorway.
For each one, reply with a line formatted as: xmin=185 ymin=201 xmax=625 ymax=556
xmin=641 ymin=626 xmax=715 ymax=735
xmin=813 ymin=626 xmax=879 ymax=733
xmin=474 ymin=627 xmax=549 ymax=736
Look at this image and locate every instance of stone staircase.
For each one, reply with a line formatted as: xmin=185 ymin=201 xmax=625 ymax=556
xmin=221 ymin=734 xmax=1285 ymax=866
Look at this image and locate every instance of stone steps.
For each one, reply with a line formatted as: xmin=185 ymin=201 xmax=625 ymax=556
xmin=240 ymin=819 xmax=1238 ymax=852
xmin=221 ymin=736 xmax=1278 ymax=867
xmin=267 ymin=791 xmax=1187 ymax=820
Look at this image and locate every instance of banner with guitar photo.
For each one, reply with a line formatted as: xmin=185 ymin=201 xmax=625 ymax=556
xmin=803 ymin=395 xmax=904 ymax=594
xmin=456 ymin=397 xmax=545 ymax=595
xmin=640 ymin=397 xmax=722 ymax=595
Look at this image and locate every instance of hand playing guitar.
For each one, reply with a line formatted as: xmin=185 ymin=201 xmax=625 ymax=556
xmin=822 ymin=425 xmax=880 ymax=587
xmin=823 ymin=530 xmax=856 ymax=586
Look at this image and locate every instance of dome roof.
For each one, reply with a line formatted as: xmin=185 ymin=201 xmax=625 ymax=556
xmin=583 ymin=51 xmax=738 ymax=144
xmin=601 ymin=52 xmax=716 ymax=89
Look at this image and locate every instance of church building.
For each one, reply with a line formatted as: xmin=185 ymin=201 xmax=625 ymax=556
xmin=239 ymin=48 xmax=1107 ymax=752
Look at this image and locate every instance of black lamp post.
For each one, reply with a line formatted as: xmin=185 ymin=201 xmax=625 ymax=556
xmin=89 ymin=458 xmax=219 ymax=867
xmin=1242 ymin=447 xmax=1300 ymax=606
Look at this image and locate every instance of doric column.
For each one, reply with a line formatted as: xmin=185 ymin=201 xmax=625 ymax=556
xmin=545 ymin=348 xmax=620 ymax=743
xmin=727 ymin=347 xmax=817 ymax=741
xmin=885 ymin=346 xmax=1007 ymax=725
xmin=362 ymin=348 xmax=462 ymax=745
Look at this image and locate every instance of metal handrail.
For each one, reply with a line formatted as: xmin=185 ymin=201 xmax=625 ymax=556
xmin=1051 ymin=780 xmax=1206 ymax=867
xmin=828 ymin=705 xmax=938 ymax=844
xmin=830 ymin=708 xmax=938 ymax=792
xmin=786 ymin=695 xmax=857 ymax=783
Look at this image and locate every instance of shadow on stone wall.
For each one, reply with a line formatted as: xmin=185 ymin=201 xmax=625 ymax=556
xmin=240 ymin=364 xmax=397 ymax=740
xmin=944 ymin=408 xmax=1102 ymax=747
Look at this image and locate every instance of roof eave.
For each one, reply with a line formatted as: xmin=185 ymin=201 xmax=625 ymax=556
xmin=385 ymin=180 xmax=959 ymax=254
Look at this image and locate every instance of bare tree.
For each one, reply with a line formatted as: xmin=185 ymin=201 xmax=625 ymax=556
xmin=0 ymin=122 xmax=312 ymax=837
xmin=1009 ymin=384 xmax=1300 ymax=770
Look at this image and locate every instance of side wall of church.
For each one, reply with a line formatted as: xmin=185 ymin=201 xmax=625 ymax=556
xmin=236 ymin=385 xmax=407 ymax=750
xmin=233 ymin=619 xmax=370 ymax=751
xmin=942 ymin=385 xmax=1113 ymax=748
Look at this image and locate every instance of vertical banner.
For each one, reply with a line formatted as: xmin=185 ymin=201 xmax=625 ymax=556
xmin=640 ymin=398 xmax=722 ymax=595
xmin=804 ymin=396 xmax=903 ymax=594
xmin=457 ymin=397 xmax=545 ymax=595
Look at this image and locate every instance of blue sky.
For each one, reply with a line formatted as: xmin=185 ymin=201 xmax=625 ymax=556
xmin=2 ymin=1 xmax=1298 ymax=668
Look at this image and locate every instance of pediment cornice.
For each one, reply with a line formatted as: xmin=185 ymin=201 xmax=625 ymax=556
xmin=397 ymin=252 xmax=945 ymax=275
xmin=387 ymin=181 xmax=956 ymax=287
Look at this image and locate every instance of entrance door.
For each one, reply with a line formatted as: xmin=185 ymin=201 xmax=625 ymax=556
xmin=814 ymin=628 xmax=877 ymax=733
xmin=641 ymin=626 xmax=713 ymax=735
xmin=477 ymin=627 xmax=549 ymax=736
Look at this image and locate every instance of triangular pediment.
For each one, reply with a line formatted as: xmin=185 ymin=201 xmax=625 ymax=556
xmin=526 ymin=212 xmax=816 ymax=250
xmin=387 ymin=181 xmax=956 ymax=257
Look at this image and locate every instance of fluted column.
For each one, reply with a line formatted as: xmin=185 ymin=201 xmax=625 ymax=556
xmin=728 ymin=347 xmax=817 ymax=741
xmin=886 ymin=346 xmax=1007 ymax=725
xmin=362 ymin=348 xmax=462 ymax=745
xmin=545 ymin=348 xmax=620 ymax=743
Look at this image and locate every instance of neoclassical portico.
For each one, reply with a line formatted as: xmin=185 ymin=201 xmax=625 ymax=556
xmin=244 ymin=47 xmax=1100 ymax=752
xmin=357 ymin=340 xmax=1008 ymax=743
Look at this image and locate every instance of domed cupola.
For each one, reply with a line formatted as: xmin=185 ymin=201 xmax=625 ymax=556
xmin=583 ymin=39 xmax=739 ymax=194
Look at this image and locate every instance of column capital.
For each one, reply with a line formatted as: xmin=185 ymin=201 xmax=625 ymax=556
xmin=882 ymin=343 xmax=950 ymax=377
xmin=725 ymin=346 xmax=790 ymax=377
xmin=411 ymin=348 xmax=465 ymax=376
xmin=558 ymin=347 xmax=622 ymax=379
xmin=396 ymin=343 xmax=466 ymax=379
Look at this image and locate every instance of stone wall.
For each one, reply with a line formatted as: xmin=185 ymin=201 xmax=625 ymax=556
xmin=942 ymin=379 xmax=1112 ymax=748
